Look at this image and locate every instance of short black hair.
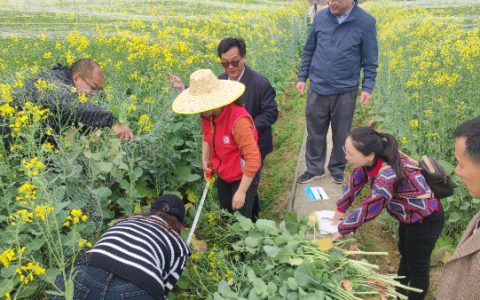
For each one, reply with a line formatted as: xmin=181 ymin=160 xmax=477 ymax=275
xmin=217 ymin=37 xmax=246 ymax=58
xmin=71 ymin=58 xmax=101 ymax=78
xmin=454 ymin=116 xmax=480 ymax=163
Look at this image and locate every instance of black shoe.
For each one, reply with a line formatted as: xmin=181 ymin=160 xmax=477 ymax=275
xmin=297 ymin=171 xmax=325 ymax=184
xmin=331 ymin=174 xmax=344 ymax=184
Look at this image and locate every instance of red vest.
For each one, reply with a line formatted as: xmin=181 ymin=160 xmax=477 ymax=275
xmin=202 ymin=104 xmax=259 ymax=182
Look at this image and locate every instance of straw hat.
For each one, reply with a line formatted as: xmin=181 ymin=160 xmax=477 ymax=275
xmin=172 ymin=69 xmax=245 ymax=114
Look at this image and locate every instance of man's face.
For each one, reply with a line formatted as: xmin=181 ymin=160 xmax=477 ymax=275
xmin=220 ymin=47 xmax=245 ymax=81
xmin=73 ymin=68 xmax=104 ymax=97
xmin=455 ymin=137 xmax=480 ymax=198
xmin=329 ymin=0 xmax=353 ymax=16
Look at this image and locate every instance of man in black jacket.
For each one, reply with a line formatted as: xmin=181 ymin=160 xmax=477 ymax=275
xmin=171 ymin=38 xmax=278 ymax=220
xmin=23 ymin=58 xmax=133 ymax=141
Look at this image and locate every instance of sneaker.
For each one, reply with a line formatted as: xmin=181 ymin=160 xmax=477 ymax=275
xmin=297 ymin=171 xmax=325 ymax=184
xmin=331 ymin=174 xmax=345 ymax=184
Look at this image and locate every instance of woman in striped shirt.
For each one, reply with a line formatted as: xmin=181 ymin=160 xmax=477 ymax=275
xmin=52 ymin=195 xmax=190 ymax=300
xmin=331 ymin=126 xmax=444 ymax=300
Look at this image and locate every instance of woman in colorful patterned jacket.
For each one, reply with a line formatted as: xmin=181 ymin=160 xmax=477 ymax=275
xmin=331 ymin=126 xmax=444 ymax=300
xmin=172 ymin=69 xmax=261 ymax=220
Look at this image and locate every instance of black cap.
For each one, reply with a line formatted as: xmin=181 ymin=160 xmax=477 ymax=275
xmin=151 ymin=194 xmax=185 ymax=223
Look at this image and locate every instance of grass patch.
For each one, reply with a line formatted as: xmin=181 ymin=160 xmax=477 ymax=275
xmin=259 ymin=78 xmax=306 ymax=220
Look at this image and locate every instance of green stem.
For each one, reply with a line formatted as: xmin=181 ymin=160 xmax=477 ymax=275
xmin=344 ymin=250 xmax=388 ymax=256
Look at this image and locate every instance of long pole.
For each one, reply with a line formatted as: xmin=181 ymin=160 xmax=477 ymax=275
xmin=186 ymin=181 xmax=210 ymax=246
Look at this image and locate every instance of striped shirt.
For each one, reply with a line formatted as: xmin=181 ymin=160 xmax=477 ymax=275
xmin=86 ymin=215 xmax=190 ymax=299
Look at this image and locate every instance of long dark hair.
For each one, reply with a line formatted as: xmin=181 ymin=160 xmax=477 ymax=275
xmin=349 ymin=126 xmax=405 ymax=183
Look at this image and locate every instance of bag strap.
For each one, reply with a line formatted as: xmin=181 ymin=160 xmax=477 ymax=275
xmin=378 ymin=155 xmax=434 ymax=200
xmin=420 ymin=155 xmax=436 ymax=173
xmin=399 ymin=150 xmax=422 ymax=170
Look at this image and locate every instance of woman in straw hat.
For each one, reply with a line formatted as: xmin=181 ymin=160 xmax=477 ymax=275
xmin=173 ymin=69 xmax=261 ymax=220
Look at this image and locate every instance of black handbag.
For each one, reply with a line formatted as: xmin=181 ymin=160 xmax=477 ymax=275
xmin=416 ymin=156 xmax=456 ymax=199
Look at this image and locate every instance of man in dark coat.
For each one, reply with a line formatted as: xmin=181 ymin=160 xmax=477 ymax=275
xmin=24 ymin=58 xmax=132 ymax=141
xmin=171 ymin=38 xmax=278 ymax=220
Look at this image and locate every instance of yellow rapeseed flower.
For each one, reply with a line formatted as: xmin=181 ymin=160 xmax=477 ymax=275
xmin=34 ymin=205 xmax=54 ymax=221
xmin=34 ymin=79 xmax=48 ymax=91
xmin=0 ymin=83 xmax=13 ymax=102
xmin=41 ymin=142 xmax=55 ymax=152
xmin=66 ymin=50 xmax=75 ymax=65
xmin=0 ymin=247 xmax=17 ymax=268
xmin=77 ymin=93 xmax=87 ymax=103
xmin=13 ymin=209 xmax=34 ymax=224
xmin=17 ymin=182 xmax=37 ymax=201
xmin=77 ymin=239 xmax=93 ymax=248
xmin=144 ymin=96 xmax=154 ymax=105
xmin=16 ymin=261 xmax=46 ymax=285
xmin=22 ymin=157 xmax=45 ymax=177
xmin=31 ymin=65 xmax=39 ymax=75
xmin=127 ymin=103 xmax=137 ymax=113
xmin=409 ymin=119 xmax=419 ymax=129
xmin=0 ymin=103 xmax=15 ymax=117
xmin=137 ymin=114 xmax=152 ymax=133
xmin=66 ymin=209 xmax=88 ymax=225
xmin=66 ymin=31 xmax=90 ymax=52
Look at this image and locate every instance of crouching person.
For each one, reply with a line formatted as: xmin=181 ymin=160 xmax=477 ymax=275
xmin=51 ymin=195 xmax=190 ymax=300
xmin=331 ymin=126 xmax=444 ymax=299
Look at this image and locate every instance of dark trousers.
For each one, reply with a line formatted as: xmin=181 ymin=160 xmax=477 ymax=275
xmin=51 ymin=265 xmax=157 ymax=300
xmin=397 ymin=205 xmax=444 ymax=300
xmin=305 ymin=89 xmax=357 ymax=176
xmin=251 ymin=159 xmax=265 ymax=222
xmin=217 ymin=172 xmax=260 ymax=220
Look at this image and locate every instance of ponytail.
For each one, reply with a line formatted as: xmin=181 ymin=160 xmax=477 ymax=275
xmin=350 ymin=127 xmax=405 ymax=183
xmin=378 ymin=132 xmax=404 ymax=182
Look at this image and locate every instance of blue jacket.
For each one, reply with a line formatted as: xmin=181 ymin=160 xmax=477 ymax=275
xmin=298 ymin=5 xmax=378 ymax=96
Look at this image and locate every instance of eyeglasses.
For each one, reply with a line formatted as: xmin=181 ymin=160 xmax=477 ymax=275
xmin=342 ymin=145 xmax=355 ymax=158
xmin=220 ymin=59 xmax=242 ymax=68
xmin=81 ymin=77 xmax=103 ymax=95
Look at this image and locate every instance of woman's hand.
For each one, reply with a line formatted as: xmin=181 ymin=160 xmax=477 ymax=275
xmin=203 ymin=161 xmax=213 ymax=180
xmin=332 ymin=232 xmax=344 ymax=241
xmin=331 ymin=211 xmax=346 ymax=225
xmin=232 ymin=190 xmax=246 ymax=210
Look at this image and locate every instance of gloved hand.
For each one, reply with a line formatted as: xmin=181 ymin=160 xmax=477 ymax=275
xmin=203 ymin=162 xmax=213 ymax=180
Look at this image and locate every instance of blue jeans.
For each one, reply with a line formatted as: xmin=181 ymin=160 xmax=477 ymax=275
xmin=51 ymin=265 xmax=158 ymax=300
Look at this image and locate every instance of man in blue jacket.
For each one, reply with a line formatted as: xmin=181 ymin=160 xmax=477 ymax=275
xmin=296 ymin=0 xmax=378 ymax=184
